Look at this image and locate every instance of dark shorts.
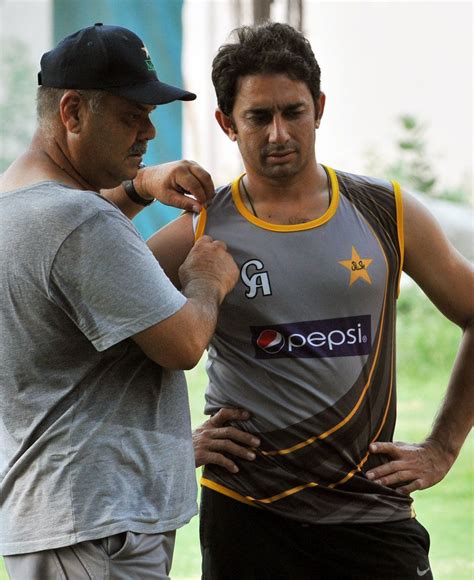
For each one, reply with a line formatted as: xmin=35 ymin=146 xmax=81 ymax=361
xmin=200 ymin=487 xmax=432 ymax=580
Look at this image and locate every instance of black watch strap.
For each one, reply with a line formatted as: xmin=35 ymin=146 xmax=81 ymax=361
xmin=122 ymin=179 xmax=154 ymax=207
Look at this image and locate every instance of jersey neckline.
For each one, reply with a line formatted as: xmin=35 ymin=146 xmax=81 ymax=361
xmin=231 ymin=165 xmax=339 ymax=232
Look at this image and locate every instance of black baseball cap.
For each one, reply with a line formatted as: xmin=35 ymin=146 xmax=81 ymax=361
xmin=38 ymin=23 xmax=196 ymax=105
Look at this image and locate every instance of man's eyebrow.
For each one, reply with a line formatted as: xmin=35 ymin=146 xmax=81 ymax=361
xmin=245 ymin=101 xmax=307 ymax=114
xmin=244 ymin=106 xmax=271 ymax=115
xmin=283 ymin=101 xmax=307 ymax=110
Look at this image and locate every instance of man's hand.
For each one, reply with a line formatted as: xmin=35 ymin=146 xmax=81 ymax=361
xmin=366 ymin=439 xmax=456 ymax=495
xmin=134 ymin=160 xmax=214 ymax=213
xmin=179 ymin=235 xmax=239 ymax=303
xmin=194 ymin=408 xmax=261 ymax=473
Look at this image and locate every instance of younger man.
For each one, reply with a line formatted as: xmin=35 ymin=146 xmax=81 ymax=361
xmin=150 ymin=22 xmax=473 ymax=580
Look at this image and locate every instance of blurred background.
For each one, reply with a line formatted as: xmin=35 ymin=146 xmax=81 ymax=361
xmin=1 ymin=0 xmax=472 ymax=244
xmin=0 ymin=2 xmax=472 ymax=579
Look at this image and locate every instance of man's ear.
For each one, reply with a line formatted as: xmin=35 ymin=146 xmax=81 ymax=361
xmin=315 ymin=92 xmax=326 ymax=129
xmin=59 ymin=90 xmax=84 ymax=134
xmin=215 ymin=109 xmax=238 ymax=142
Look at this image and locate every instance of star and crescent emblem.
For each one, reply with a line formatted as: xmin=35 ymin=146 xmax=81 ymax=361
xmin=141 ymin=45 xmax=156 ymax=71
xmin=338 ymin=246 xmax=373 ymax=286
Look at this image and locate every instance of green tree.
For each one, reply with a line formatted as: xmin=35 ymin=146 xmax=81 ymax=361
xmin=391 ymin=114 xmax=436 ymax=194
xmin=365 ymin=114 xmax=469 ymax=204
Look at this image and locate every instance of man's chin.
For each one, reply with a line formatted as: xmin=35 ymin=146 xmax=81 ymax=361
xmin=263 ymin=164 xmax=299 ymax=179
xmin=122 ymin=159 xmax=143 ymax=179
xmin=128 ymin=154 xmax=144 ymax=168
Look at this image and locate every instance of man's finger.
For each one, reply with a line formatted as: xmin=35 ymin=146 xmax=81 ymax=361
xmin=366 ymin=460 xmax=404 ymax=481
xmin=174 ymin=164 xmax=215 ymax=207
xmin=197 ymin=451 xmax=240 ymax=473
xmin=160 ymin=191 xmax=202 ymax=214
xmin=209 ymin=426 xmax=260 ymax=448
xmin=209 ymin=408 xmax=251 ymax=427
xmin=369 ymin=442 xmax=404 ymax=457
xmin=207 ymin=438 xmax=257 ymax=461
xmin=369 ymin=467 xmax=415 ymax=487
xmin=188 ymin=163 xmax=215 ymax=203
xmin=397 ymin=479 xmax=422 ymax=495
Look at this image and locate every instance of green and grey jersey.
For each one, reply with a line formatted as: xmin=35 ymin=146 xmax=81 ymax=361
xmin=196 ymin=166 xmax=412 ymax=524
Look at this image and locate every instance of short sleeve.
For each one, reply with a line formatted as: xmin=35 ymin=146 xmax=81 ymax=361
xmin=49 ymin=210 xmax=186 ymax=351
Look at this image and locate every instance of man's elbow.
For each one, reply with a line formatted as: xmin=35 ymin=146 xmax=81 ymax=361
xmin=132 ymin=303 xmax=212 ymax=369
xmin=137 ymin=332 xmax=206 ymax=370
xmin=161 ymin=345 xmax=204 ymax=370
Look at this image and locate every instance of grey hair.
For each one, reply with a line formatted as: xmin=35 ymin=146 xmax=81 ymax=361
xmin=36 ymin=87 xmax=105 ymax=134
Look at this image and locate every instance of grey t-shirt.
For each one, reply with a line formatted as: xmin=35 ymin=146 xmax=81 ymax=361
xmin=0 ymin=182 xmax=197 ymax=555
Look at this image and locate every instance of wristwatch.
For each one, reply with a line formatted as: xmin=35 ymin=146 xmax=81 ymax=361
xmin=122 ymin=178 xmax=154 ymax=207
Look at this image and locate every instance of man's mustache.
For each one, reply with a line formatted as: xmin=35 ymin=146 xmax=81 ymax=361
xmin=128 ymin=142 xmax=147 ymax=156
xmin=262 ymin=143 xmax=299 ymax=156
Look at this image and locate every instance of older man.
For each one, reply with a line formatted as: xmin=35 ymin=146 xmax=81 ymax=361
xmin=0 ymin=23 xmax=238 ymax=579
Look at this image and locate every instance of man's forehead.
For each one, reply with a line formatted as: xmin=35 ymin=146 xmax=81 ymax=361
xmin=235 ymin=73 xmax=312 ymax=106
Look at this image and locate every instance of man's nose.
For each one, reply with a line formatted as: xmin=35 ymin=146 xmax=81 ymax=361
xmin=140 ymin=117 xmax=156 ymax=141
xmin=268 ymin=115 xmax=290 ymax=144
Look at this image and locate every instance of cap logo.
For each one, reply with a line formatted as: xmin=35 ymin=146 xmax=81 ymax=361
xmin=141 ymin=45 xmax=156 ymax=72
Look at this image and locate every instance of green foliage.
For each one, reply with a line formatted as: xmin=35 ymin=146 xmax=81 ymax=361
xmin=0 ymin=38 xmax=37 ymax=172
xmin=394 ymin=114 xmax=437 ymax=194
xmin=365 ymin=115 xmax=470 ymax=204
xmin=396 ymin=282 xmax=461 ymax=387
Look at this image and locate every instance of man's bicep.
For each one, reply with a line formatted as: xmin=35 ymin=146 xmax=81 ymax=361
xmin=403 ymin=192 xmax=474 ymax=327
xmin=147 ymin=212 xmax=196 ymax=287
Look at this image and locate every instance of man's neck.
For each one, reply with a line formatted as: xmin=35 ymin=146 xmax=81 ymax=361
xmin=240 ymin=163 xmax=331 ymax=225
xmin=0 ymin=130 xmax=96 ymax=193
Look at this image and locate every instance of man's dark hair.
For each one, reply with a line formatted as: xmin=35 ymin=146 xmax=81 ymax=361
xmin=212 ymin=22 xmax=321 ymax=117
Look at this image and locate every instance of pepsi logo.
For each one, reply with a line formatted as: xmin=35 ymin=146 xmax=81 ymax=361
xmin=256 ymin=330 xmax=285 ymax=353
xmin=251 ymin=315 xmax=372 ymax=359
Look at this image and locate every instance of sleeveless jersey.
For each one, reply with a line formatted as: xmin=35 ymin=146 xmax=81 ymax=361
xmin=196 ymin=166 xmax=413 ymax=524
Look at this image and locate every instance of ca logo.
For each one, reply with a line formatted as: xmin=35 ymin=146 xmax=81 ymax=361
xmin=241 ymin=259 xmax=272 ymax=299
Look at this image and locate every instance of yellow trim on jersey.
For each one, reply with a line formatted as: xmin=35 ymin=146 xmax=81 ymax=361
xmin=247 ymin=481 xmax=320 ymax=504
xmin=200 ymin=477 xmax=257 ymax=506
xmin=194 ymin=208 xmax=208 ymax=240
xmin=392 ymin=180 xmax=404 ymax=297
xmin=231 ymin=165 xmax=340 ymax=232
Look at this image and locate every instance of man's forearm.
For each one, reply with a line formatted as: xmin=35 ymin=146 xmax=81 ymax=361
xmin=426 ymin=321 xmax=474 ymax=459
xmin=180 ymin=279 xmax=224 ymax=356
xmin=366 ymin=321 xmax=473 ymax=493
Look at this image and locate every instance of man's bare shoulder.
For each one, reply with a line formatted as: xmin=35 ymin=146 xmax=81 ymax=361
xmin=147 ymin=212 xmax=197 ymax=287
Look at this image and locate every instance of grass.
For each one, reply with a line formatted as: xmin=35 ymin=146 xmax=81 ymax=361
xmin=1 ymin=285 xmax=472 ymax=579
xmin=389 ymin=284 xmax=473 ymax=579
